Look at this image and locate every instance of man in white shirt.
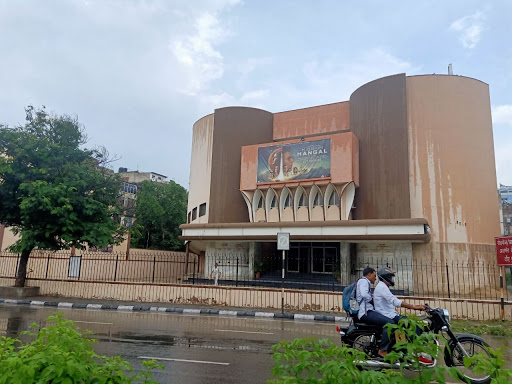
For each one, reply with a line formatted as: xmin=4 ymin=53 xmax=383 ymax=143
xmin=356 ymin=267 xmax=395 ymax=358
xmin=374 ymin=267 xmax=426 ymax=358
xmin=210 ymin=263 xmax=222 ymax=286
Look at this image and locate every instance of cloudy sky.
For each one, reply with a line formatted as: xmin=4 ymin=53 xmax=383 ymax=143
xmin=0 ymin=0 xmax=511 ymax=188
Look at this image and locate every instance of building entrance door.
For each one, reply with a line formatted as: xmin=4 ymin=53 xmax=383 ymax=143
xmin=287 ymin=245 xmax=311 ymax=274
xmin=287 ymin=242 xmax=338 ymax=275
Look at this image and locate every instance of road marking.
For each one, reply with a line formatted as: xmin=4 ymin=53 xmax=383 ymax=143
xmin=138 ymin=356 xmax=229 ymax=366
xmin=294 ymin=314 xmax=315 ymax=320
xmin=214 ymin=329 xmax=274 ymax=335
xmin=57 ymin=302 xmax=74 ymax=307
xmin=74 ymin=320 xmax=113 ymax=325
xmin=30 ymin=301 xmax=45 ymax=306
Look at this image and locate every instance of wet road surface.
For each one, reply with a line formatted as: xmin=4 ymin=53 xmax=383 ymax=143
xmin=1 ymin=304 xmax=510 ymax=383
xmin=0 ymin=304 xmax=338 ymax=383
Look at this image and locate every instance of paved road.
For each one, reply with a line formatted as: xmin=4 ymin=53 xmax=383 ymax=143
xmin=0 ymin=304 xmax=338 ymax=383
xmin=1 ymin=304 xmax=510 ymax=383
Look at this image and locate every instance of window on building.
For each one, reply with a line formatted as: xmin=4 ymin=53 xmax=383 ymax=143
xmin=328 ymin=191 xmax=339 ymax=206
xmin=121 ymin=182 xmax=137 ymax=194
xmin=284 ymin=194 xmax=292 ymax=208
xmin=199 ymin=203 xmax=206 ymax=217
xmin=188 ymin=211 xmax=191 ymax=223
xmin=313 ymin=192 xmax=322 ymax=207
xmin=271 ymin=195 xmax=277 ymax=208
xmin=192 ymin=207 xmax=197 ymax=221
xmin=298 ymin=193 xmax=307 ymax=207
xmin=257 ymin=196 xmax=263 ymax=209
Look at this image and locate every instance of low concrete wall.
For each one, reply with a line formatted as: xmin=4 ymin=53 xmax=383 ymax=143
xmin=0 ymin=277 xmax=509 ymax=321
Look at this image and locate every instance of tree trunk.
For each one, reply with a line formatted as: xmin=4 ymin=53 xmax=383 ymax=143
xmin=14 ymin=248 xmax=32 ymax=287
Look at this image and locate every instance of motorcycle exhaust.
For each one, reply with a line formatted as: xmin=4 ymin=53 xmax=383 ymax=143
xmin=356 ymin=359 xmax=437 ymax=370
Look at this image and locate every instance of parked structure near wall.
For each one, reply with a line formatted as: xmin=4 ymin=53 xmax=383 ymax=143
xmin=180 ymin=73 xmax=501 ymax=296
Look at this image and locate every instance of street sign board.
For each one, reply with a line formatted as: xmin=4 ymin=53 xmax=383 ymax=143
xmin=277 ymin=232 xmax=290 ymax=251
xmin=496 ymin=236 xmax=512 ymax=266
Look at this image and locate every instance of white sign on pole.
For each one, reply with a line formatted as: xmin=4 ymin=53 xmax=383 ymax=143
xmin=68 ymin=256 xmax=81 ymax=278
xmin=277 ymin=232 xmax=290 ymax=251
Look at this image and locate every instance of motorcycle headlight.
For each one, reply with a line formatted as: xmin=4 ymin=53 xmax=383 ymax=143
xmin=442 ymin=309 xmax=450 ymax=322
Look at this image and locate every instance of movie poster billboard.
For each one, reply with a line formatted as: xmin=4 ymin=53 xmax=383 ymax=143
xmin=257 ymin=139 xmax=331 ymax=183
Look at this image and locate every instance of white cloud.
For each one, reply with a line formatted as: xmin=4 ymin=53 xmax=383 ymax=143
xmin=450 ymin=11 xmax=485 ymax=49
xmin=267 ymin=48 xmax=421 ymax=111
xmin=238 ymin=57 xmax=273 ymax=75
xmin=170 ymin=2 xmax=240 ymax=95
xmin=492 ymin=105 xmax=512 ymax=126
xmin=240 ymin=89 xmax=269 ymax=103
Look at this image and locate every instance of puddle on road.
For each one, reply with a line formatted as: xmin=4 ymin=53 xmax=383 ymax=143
xmin=95 ymin=331 xmax=273 ymax=354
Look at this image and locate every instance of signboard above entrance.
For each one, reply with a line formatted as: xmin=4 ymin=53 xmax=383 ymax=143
xmin=257 ymin=139 xmax=331 ymax=183
xmin=496 ymin=236 xmax=512 ymax=266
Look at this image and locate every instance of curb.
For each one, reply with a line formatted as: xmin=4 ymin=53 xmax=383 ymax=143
xmin=0 ymin=298 xmax=349 ymax=323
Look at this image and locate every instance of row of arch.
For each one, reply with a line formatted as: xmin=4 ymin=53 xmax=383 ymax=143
xmin=241 ymin=182 xmax=355 ymax=222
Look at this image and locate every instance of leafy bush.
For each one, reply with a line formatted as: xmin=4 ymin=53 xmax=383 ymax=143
xmin=269 ymin=317 xmax=511 ymax=384
xmin=0 ymin=313 xmax=163 ymax=383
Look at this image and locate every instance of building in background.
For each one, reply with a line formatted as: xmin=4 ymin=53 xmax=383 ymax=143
xmin=499 ymin=184 xmax=512 ymax=236
xmin=117 ymin=168 xmax=168 ymax=184
xmin=180 ymin=73 xmax=501 ymax=295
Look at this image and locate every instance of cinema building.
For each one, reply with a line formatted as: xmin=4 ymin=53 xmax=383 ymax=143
xmin=180 ymin=74 xmax=501 ymax=294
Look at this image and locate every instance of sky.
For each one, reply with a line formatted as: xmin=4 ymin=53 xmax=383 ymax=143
xmin=0 ymin=0 xmax=511 ymax=189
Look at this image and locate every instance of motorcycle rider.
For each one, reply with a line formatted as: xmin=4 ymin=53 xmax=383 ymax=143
xmin=356 ymin=267 xmax=396 ymax=358
xmin=374 ymin=267 xmax=428 ymax=360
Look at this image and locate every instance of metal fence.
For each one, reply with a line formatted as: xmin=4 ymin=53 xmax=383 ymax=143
xmin=0 ymin=251 xmax=510 ymax=301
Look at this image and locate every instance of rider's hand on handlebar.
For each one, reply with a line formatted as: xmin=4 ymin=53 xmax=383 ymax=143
xmin=415 ymin=304 xmax=426 ymax=311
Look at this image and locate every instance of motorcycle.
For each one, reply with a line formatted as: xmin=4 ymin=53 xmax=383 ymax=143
xmin=336 ymin=304 xmax=492 ymax=384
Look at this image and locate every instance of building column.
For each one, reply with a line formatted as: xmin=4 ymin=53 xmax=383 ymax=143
xmin=339 ymin=242 xmax=351 ymax=285
xmin=248 ymin=242 xmax=255 ymax=280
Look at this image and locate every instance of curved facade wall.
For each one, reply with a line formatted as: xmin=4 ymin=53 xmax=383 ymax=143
xmin=406 ymin=75 xmax=500 ymax=245
xmin=349 ymin=74 xmax=411 ymax=220
xmin=188 ymin=107 xmax=274 ymax=224
xmin=188 ymin=114 xmax=214 ymax=224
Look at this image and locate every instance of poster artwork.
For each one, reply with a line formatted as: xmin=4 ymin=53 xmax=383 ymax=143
xmin=257 ymin=139 xmax=331 ymax=183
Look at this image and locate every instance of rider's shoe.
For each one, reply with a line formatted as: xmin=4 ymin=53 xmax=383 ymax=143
xmin=418 ymin=355 xmax=434 ymax=365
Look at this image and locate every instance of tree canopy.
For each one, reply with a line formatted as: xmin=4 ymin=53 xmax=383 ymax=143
xmin=130 ymin=180 xmax=187 ymax=251
xmin=0 ymin=106 xmax=124 ymax=286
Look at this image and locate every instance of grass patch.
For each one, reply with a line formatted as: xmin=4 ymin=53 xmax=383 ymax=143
xmin=450 ymin=320 xmax=512 ymax=337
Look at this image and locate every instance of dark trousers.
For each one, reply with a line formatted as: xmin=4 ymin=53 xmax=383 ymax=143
xmin=359 ymin=311 xmax=395 ymax=352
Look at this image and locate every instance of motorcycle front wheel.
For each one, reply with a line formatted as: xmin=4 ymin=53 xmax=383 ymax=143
xmin=444 ymin=336 xmax=492 ymax=384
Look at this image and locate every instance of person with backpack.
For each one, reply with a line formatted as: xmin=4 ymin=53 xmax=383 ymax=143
xmin=355 ymin=267 xmax=396 ymax=359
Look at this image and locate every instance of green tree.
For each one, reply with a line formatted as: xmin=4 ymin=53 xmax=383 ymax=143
xmin=130 ymin=180 xmax=187 ymax=251
xmin=0 ymin=106 xmax=125 ymax=287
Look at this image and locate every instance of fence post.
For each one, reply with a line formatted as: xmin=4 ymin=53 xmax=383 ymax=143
xmin=500 ymin=266 xmax=505 ymax=321
xmin=15 ymin=254 xmax=20 ymax=278
xmin=45 ymin=253 xmax=50 ymax=279
xmin=114 ymin=254 xmax=119 ymax=282
xmin=236 ymin=257 xmax=239 ymax=287
xmin=445 ymin=263 xmax=451 ymax=299
xmin=152 ymin=256 xmax=156 ymax=283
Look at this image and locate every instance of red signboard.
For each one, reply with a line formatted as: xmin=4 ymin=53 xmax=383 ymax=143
xmin=495 ymin=236 xmax=512 ymax=266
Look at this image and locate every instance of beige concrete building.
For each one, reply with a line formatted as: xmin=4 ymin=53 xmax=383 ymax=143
xmin=180 ymin=74 xmax=501 ymax=293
